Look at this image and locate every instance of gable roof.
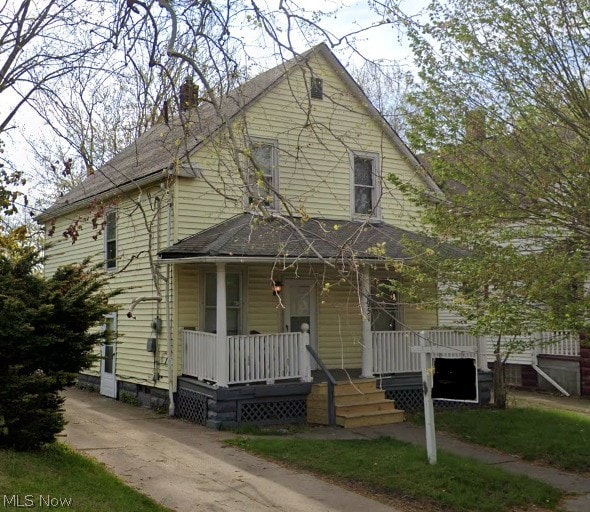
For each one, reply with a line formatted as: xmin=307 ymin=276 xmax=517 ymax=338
xmin=158 ymin=214 xmax=448 ymax=262
xmin=38 ymin=44 xmax=441 ymax=222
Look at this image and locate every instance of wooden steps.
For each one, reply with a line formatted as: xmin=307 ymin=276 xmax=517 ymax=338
xmin=307 ymin=379 xmax=405 ymax=428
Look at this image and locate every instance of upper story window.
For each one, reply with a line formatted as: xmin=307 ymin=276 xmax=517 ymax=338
xmin=248 ymin=139 xmax=279 ymax=211
xmin=351 ymin=152 xmax=381 ymax=220
xmin=105 ymin=210 xmax=117 ymax=271
xmin=310 ymin=77 xmax=323 ymax=100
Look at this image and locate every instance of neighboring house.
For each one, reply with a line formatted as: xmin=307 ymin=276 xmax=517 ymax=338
xmin=38 ymin=43 xmax=491 ymax=429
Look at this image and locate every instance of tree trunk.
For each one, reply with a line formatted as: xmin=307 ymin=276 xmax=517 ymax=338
xmin=493 ymin=346 xmax=507 ymax=409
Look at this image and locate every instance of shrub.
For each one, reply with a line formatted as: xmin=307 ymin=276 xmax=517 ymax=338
xmin=0 ymin=238 xmax=117 ymax=450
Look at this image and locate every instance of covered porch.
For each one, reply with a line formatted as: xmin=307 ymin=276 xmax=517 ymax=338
xmin=159 ymin=215 xmax=448 ymax=387
xmin=158 ymin=214 xmax=472 ymax=427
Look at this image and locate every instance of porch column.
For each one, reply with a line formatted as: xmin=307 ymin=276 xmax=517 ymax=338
xmin=216 ymin=262 xmax=229 ymax=387
xmin=360 ymin=265 xmax=373 ymax=378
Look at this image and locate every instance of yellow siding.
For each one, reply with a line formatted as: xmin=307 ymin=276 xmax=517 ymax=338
xmin=174 ymin=51 xmax=427 ymax=241
xmin=403 ymin=305 xmax=439 ymax=331
xmin=44 ymin=185 xmax=174 ymax=390
xmin=44 ymin=50 xmax=440 ymax=387
xmin=247 ymin=265 xmax=283 ymax=333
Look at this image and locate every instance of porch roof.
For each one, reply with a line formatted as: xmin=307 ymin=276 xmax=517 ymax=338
xmin=159 ymin=214 xmax=449 ymax=262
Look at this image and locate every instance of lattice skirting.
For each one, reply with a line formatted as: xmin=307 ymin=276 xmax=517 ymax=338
xmin=238 ymin=398 xmax=306 ymax=425
xmin=176 ymin=388 xmax=208 ymax=425
xmin=385 ymin=389 xmax=478 ymax=413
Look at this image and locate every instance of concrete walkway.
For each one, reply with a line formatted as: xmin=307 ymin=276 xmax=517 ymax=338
xmin=63 ymin=388 xmax=400 ymax=512
xmin=63 ymin=387 xmax=590 ymax=512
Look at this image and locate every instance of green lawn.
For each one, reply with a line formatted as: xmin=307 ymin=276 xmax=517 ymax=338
xmin=427 ymin=407 xmax=590 ymax=473
xmin=0 ymin=443 xmax=171 ymax=512
xmin=228 ymin=436 xmax=563 ymax=512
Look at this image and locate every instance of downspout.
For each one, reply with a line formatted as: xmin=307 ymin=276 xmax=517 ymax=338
xmin=166 ymin=191 xmax=174 ymax=416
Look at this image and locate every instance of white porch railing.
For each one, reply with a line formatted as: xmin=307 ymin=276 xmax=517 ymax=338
xmin=373 ymin=331 xmax=421 ymax=374
xmin=485 ymin=331 xmax=580 ymax=365
xmin=182 ymin=330 xmax=217 ymax=382
xmin=372 ymin=330 xmax=480 ymax=375
xmin=182 ymin=329 xmax=311 ymax=385
xmin=372 ymin=330 xmax=580 ymax=375
xmin=228 ymin=333 xmax=302 ymax=384
xmin=535 ymin=331 xmax=580 ymax=357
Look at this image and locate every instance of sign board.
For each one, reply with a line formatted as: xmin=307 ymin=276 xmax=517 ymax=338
xmin=432 ymin=357 xmax=478 ymax=403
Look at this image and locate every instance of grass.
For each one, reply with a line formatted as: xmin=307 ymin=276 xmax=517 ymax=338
xmin=421 ymin=407 xmax=590 ymax=473
xmin=231 ymin=423 xmax=307 ymax=436
xmin=227 ymin=436 xmax=563 ymax=512
xmin=0 ymin=443 xmax=171 ymax=511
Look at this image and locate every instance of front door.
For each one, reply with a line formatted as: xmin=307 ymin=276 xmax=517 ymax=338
xmin=100 ymin=314 xmax=117 ymax=398
xmin=285 ymin=280 xmax=318 ymax=367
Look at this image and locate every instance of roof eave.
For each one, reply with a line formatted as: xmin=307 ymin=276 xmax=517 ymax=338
xmin=157 ymin=254 xmax=402 ymax=265
xmin=36 ymin=169 xmax=173 ymax=223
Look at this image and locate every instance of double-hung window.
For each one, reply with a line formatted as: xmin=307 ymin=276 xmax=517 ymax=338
xmin=248 ymin=140 xmax=279 ymax=211
xmin=370 ymin=281 xmax=400 ymax=331
xmin=105 ymin=210 xmax=117 ymax=271
xmin=204 ymin=272 xmax=242 ymax=335
xmin=351 ymin=152 xmax=381 ymax=219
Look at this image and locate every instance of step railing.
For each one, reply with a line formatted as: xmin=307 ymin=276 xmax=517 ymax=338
xmin=306 ymin=344 xmax=336 ymax=426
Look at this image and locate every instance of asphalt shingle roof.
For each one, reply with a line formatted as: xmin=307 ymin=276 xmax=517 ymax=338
xmin=158 ymin=214 xmax=440 ymax=261
xmin=38 ymin=46 xmax=320 ymax=221
xmin=39 ymin=44 xmax=441 ymax=222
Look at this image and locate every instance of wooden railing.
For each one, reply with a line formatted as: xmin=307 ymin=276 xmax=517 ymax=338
xmin=228 ymin=332 xmax=307 ymax=384
xmin=372 ymin=331 xmax=420 ymax=374
xmin=182 ymin=329 xmax=311 ymax=385
xmin=372 ymin=330 xmax=480 ymax=375
xmin=182 ymin=330 xmax=217 ymax=382
xmin=373 ymin=330 xmax=580 ymax=375
xmin=535 ymin=332 xmax=580 ymax=357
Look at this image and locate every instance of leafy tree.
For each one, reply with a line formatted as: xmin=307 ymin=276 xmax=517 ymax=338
xmin=0 ymin=228 xmax=117 ymax=450
xmin=387 ymin=0 xmax=590 ymax=406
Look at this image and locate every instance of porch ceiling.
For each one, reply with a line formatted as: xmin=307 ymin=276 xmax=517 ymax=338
xmin=158 ymin=213 xmax=451 ymax=262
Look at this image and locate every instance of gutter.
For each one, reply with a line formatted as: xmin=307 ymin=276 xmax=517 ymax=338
xmin=156 ymin=255 xmax=397 ymax=265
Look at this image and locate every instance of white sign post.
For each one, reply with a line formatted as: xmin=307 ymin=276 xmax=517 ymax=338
xmin=411 ymin=333 xmax=480 ymax=465
xmin=414 ymin=334 xmax=437 ymax=464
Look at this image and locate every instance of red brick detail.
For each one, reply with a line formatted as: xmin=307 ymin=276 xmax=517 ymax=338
xmin=521 ymin=366 xmax=538 ymax=388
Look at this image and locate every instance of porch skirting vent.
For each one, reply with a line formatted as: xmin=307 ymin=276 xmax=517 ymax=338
xmin=238 ymin=398 xmax=306 ymax=425
xmin=176 ymin=388 xmax=208 ymax=425
xmin=176 ymin=377 xmax=312 ymax=429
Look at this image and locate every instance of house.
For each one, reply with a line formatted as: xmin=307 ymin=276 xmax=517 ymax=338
xmin=38 ymin=43 xmax=492 ymax=429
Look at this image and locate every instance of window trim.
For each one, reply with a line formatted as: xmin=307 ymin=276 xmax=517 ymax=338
xmin=246 ymin=137 xmax=280 ymax=212
xmin=349 ymin=151 xmax=382 ymax=221
xmin=104 ymin=209 xmax=117 ymax=272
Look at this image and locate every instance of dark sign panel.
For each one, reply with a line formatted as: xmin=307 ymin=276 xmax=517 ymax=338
xmin=432 ymin=358 xmax=477 ymax=402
